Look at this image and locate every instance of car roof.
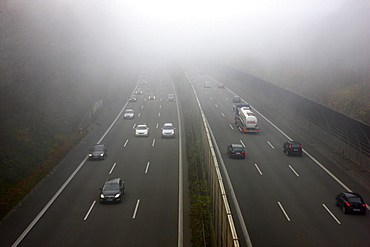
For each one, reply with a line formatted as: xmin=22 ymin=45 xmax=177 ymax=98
xmin=137 ymin=124 xmax=147 ymax=127
xmin=342 ymin=192 xmax=362 ymax=198
xmin=125 ymin=108 xmax=134 ymax=111
xmin=164 ymin=123 xmax=173 ymax=126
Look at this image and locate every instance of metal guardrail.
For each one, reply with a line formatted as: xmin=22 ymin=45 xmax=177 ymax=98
xmin=169 ymin=64 xmax=240 ymax=246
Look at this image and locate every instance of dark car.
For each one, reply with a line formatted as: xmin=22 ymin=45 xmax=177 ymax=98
xmin=232 ymin=95 xmax=241 ymax=103
xmin=99 ymin=178 xmax=125 ymax=203
xmin=227 ymin=144 xmax=245 ymax=159
xmin=283 ymin=140 xmax=302 ymax=156
xmin=129 ymin=95 xmax=137 ymax=102
xmin=88 ymin=144 xmax=107 ymax=160
xmin=166 ymin=93 xmax=175 ymax=102
xmin=148 ymin=92 xmax=156 ymax=100
xmin=135 ymin=88 xmax=143 ymax=95
xmin=336 ymin=192 xmax=367 ymax=215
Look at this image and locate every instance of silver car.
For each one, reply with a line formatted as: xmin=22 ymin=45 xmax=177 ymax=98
xmin=123 ymin=109 xmax=135 ymax=119
xmin=161 ymin=123 xmax=175 ymax=138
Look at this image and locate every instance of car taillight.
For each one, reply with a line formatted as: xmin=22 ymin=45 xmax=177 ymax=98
xmin=299 ymin=145 xmax=302 ymax=148
xmin=231 ymin=151 xmax=235 ymax=153
xmin=289 ymin=144 xmax=292 ymax=147
xmin=345 ymin=202 xmax=351 ymax=207
xmin=241 ymin=151 xmax=245 ymax=153
xmin=362 ymin=203 xmax=366 ymax=207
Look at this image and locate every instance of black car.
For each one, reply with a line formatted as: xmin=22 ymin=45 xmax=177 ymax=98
xmin=99 ymin=178 xmax=125 ymax=203
xmin=336 ymin=192 xmax=366 ymax=215
xmin=88 ymin=144 xmax=107 ymax=160
xmin=227 ymin=144 xmax=245 ymax=159
xmin=283 ymin=140 xmax=302 ymax=156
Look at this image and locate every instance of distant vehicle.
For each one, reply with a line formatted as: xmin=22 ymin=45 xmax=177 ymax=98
xmin=99 ymin=178 xmax=125 ymax=203
xmin=135 ymin=88 xmax=143 ymax=95
xmin=129 ymin=95 xmax=137 ymax=102
xmin=204 ymin=82 xmax=211 ymax=88
xmin=232 ymin=95 xmax=241 ymax=103
xmin=283 ymin=141 xmax=302 ymax=156
xmin=89 ymin=144 xmax=107 ymax=160
xmin=142 ymin=71 xmax=147 ymax=74
xmin=148 ymin=92 xmax=156 ymax=100
xmin=166 ymin=93 xmax=175 ymax=102
xmin=227 ymin=144 xmax=245 ymax=159
xmin=135 ymin=124 xmax=149 ymax=137
xmin=336 ymin=192 xmax=366 ymax=215
xmin=123 ymin=109 xmax=135 ymax=119
xmin=218 ymin=83 xmax=225 ymax=88
xmin=140 ymin=80 xmax=147 ymax=85
xmin=161 ymin=123 xmax=175 ymax=138
xmin=234 ymin=106 xmax=259 ymax=133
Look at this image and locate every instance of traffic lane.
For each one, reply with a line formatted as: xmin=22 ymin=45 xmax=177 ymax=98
xmin=193 ymin=79 xmax=370 ymax=245
xmin=0 ymin=96 xmax=136 ymax=246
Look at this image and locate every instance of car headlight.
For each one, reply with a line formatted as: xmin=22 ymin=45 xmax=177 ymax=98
xmin=100 ymin=194 xmax=105 ymax=199
xmin=100 ymin=153 xmax=104 ymax=156
xmin=89 ymin=154 xmax=92 ymax=156
xmin=114 ymin=193 xmax=121 ymax=198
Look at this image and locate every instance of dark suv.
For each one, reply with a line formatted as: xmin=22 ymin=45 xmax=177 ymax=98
xmin=283 ymin=141 xmax=302 ymax=156
xmin=227 ymin=144 xmax=246 ymax=159
xmin=336 ymin=192 xmax=366 ymax=215
xmin=99 ymin=178 xmax=125 ymax=203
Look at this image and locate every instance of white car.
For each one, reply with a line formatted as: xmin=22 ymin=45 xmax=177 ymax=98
xmin=161 ymin=123 xmax=175 ymax=138
xmin=135 ymin=124 xmax=149 ymax=137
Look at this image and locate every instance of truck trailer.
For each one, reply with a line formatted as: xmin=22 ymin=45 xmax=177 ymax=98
xmin=234 ymin=106 xmax=259 ymax=133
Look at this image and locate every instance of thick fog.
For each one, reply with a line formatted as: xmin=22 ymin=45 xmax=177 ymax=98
xmin=3 ymin=0 xmax=369 ymax=78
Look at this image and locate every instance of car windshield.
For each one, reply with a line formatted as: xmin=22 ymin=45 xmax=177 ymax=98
xmin=125 ymin=109 xmax=133 ymax=113
xmin=103 ymin=184 xmax=119 ymax=190
xmin=291 ymin=143 xmax=301 ymax=148
xmin=163 ymin=125 xmax=173 ymax=129
xmin=137 ymin=126 xmax=147 ymax=130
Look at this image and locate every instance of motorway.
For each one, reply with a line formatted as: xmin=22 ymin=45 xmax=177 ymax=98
xmin=0 ymin=63 xmax=187 ymax=246
xmin=180 ymin=64 xmax=370 ymax=247
xmin=1 ymin=60 xmax=369 ymax=247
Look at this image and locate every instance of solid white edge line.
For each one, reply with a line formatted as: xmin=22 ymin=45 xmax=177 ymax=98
xmin=132 ymin=199 xmax=140 ymax=219
xmin=84 ymin=200 xmax=96 ymax=221
xmin=109 ymin=163 xmax=117 ymax=175
xmin=322 ymin=204 xmax=341 ymax=224
xmin=288 ymin=165 xmax=300 ymax=177
xmin=277 ymin=201 xmax=291 ymax=221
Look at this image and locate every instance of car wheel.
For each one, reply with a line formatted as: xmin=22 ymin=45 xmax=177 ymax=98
xmin=342 ymin=207 xmax=347 ymax=214
xmin=286 ymin=151 xmax=290 ymax=156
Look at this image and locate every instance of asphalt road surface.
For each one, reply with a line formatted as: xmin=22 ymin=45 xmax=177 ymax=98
xmin=181 ymin=64 xmax=370 ymax=247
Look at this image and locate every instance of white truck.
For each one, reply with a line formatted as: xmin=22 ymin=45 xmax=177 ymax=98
xmin=234 ymin=106 xmax=259 ymax=133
